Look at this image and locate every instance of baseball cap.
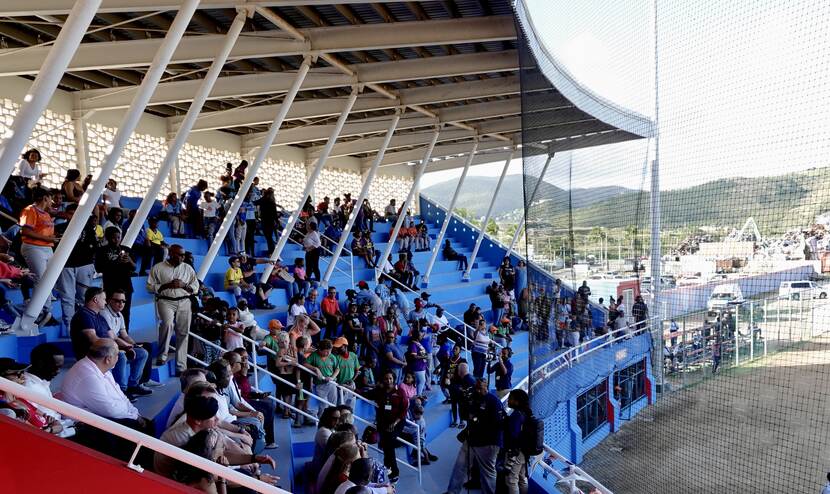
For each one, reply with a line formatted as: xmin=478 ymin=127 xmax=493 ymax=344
xmin=268 ymin=319 xmax=284 ymax=330
xmin=0 ymin=357 xmax=29 ymax=375
xmin=414 ymin=298 xmax=423 ymax=307
xmin=357 ymin=280 xmax=369 ymax=289
xmin=420 ymin=291 xmax=431 ymax=299
xmin=332 ymin=337 xmax=349 ymax=348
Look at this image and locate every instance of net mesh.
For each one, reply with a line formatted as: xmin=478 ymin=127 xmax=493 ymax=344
xmin=516 ymin=0 xmax=830 ymax=492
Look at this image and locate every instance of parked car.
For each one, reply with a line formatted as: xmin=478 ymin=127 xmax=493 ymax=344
xmin=778 ymin=281 xmax=828 ymax=300
xmin=706 ymin=283 xmax=745 ymax=312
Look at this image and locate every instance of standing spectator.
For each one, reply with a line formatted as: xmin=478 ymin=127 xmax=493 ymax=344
xmin=371 ymin=369 xmax=409 ymax=483
xmin=305 ymin=339 xmax=340 ymax=417
xmin=97 ymin=227 xmax=136 ymax=329
xmin=291 ymin=257 xmax=310 ymax=297
xmin=303 ymin=221 xmax=322 ymax=282
xmin=445 ymin=378 xmax=504 ymax=494
xmin=184 ymin=180 xmax=208 ymax=239
xmin=381 ymin=330 xmax=406 ymax=383
xmin=199 ymin=191 xmax=219 ymax=244
xmin=499 ymin=257 xmax=516 ymax=296
xmin=488 ymin=347 xmax=514 ymax=399
xmin=100 ymin=289 xmax=152 ymax=398
xmin=147 ymin=245 xmax=199 ymax=371
xmin=334 ymin=337 xmax=360 ymax=408
xmin=577 ymin=280 xmax=592 ymax=299
xmin=55 ymin=210 xmax=97 ymax=332
xmin=449 ymin=362 xmax=475 ymax=429
xmin=16 ymin=149 xmax=45 ymax=186
xmin=163 ymin=192 xmax=184 ymax=237
xmin=19 ymin=187 xmax=57 ymax=302
xmin=471 ymin=319 xmax=491 ymax=379
xmin=406 ymin=327 xmax=429 ymax=396
xmin=614 ymin=295 xmax=628 ymax=333
xmin=222 ymin=307 xmax=245 ymax=351
xmin=255 ymin=188 xmax=281 ymax=253
xmin=504 ymin=389 xmax=532 ymax=494
xmin=322 ymin=286 xmax=344 ymax=340
xmin=102 ymin=179 xmax=122 ymax=209
xmin=239 ymin=192 xmax=257 ymax=255
xmin=632 ymin=295 xmax=649 ymax=331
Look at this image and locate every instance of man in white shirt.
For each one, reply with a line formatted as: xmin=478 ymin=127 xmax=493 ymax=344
xmin=23 ymin=343 xmax=76 ymax=437
xmin=384 ymin=199 xmax=397 ymax=220
xmin=101 ymin=289 xmax=152 ymax=398
xmin=60 ymin=339 xmax=151 ymax=433
xmin=147 ymin=244 xmax=199 ymax=371
xmin=155 ymin=393 xmax=221 ymax=477
xmin=303 ymin=221 xmax=322 ymax=282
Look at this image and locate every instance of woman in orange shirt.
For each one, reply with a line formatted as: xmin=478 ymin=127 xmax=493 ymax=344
xmin=19 ymin=187 xmax=57 ymax=288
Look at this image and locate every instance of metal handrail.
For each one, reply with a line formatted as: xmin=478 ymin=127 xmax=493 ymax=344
xmin=283 ymin=222 xmax=354 ymax=286
xmin=530 ymin=318 xmax=657 ymax=390
xmin=188 ymin=326 xmax=422 ymax=479
xmin=530 ymin=445 xmax=614 ymax=494
xmin=0 ymin=376 xmax=287 ymax=493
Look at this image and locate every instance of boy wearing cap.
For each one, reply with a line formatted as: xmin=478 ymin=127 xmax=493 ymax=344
xmin=334 ymin=337 xmax=360 ymax=408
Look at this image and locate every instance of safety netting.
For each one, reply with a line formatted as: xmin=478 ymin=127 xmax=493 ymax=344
xmin=515 ymin=0 xmax=830 ymax=492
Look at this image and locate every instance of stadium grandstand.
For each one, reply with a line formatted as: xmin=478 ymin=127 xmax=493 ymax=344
xmin=1 ymin=1 xmax=829 ymax=493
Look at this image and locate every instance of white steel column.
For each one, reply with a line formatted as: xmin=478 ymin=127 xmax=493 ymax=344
xmin=123 ymin=9 xmax=247 ymax=248
xmin=199 ymin=57 xmax=314 ymax=280
xmin=506 ymin=153 xmax=554 ymax=257
xmin=259 ymin=86 xmax=360 ymax=284
xmin=374 ymin=128 xmax=441 ymax=284
xmin=422 ymin=139 xmax=478 ymax=285
xmin=71 ymin=110 xmax=90 ymax=176
xmin=651 ymin=0 xmax=663 ymax=391
xmin=322 ymin=110 xmax=402 ymax=285
xmin=18 ymin=0 xmax=198 ymax=334
xmin=465 ymin=149 xmax=514 ymax=278
xmin=0 ymin=0 xmax=101 ymax=193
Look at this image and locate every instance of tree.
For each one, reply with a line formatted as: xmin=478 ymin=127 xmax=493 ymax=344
xmin=455 ymin=207 xmax=474 ymax=222
xmin=485 ymin=219 xmax=499 ymax=236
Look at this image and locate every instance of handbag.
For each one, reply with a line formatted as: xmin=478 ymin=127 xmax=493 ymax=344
xmin=362 ymin=425 xmax=379 ymax=445
xmin=277 ymin=270 xmax=295 ymax=283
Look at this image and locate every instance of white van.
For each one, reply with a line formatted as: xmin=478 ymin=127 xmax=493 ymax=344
xmin=707 ymin=283 xmax=745 ymax=312
xmin=779 ymin=281 xmax=828 ymax=300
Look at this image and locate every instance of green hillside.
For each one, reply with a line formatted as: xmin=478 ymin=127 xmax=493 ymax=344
xmin=532 ymin=167 xmax=830 ymax=233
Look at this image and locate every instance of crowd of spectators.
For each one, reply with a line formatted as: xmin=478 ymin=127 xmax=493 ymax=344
xmin=0 ymin=153 xmax=592 ymax=494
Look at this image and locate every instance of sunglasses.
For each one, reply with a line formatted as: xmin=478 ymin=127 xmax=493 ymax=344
xmin=2 ymin=370 xmax=24 ymax=378
xmin=110 ymin=299 xmax=126 ymax=304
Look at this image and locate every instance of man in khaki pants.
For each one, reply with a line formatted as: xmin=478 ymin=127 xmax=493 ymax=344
xmin=147 ymin=244 xmax=198 ymax=372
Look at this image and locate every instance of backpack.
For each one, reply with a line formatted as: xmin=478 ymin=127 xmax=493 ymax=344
xmin=520 ymin=413 xmax=545 ymax=457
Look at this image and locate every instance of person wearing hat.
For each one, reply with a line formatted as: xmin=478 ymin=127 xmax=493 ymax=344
xmin=334 ymin=337 xmax=360 ymax=408
xmin=357 ymin=281 xmax=384 ymax=315
xmin=0 ymin=357 xmax=64 ymax=435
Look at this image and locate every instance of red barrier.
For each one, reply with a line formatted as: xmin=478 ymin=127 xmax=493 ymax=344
xmin=0 ymin=415 xmax=194 ymax=493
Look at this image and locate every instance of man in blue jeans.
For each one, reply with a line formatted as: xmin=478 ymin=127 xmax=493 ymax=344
xmin=100 ymin=288 xmax=151 ymax=398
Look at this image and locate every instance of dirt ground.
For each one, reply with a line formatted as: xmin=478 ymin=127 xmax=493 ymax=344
xmin=577 ymin=334 xmax=830 ymax=493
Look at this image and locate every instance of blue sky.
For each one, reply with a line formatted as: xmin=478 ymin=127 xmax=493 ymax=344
xmin=423 ymin=0 xmax=830 ymax=192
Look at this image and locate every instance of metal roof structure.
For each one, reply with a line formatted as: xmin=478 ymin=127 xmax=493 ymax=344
xmin=0 ymin=0 xmax=653 ymax=169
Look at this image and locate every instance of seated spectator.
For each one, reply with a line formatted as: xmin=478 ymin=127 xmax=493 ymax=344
xmin=395 ymin=221 xmax=410 ymax=252
xmin=62 ymin=169 xmax=83 ymax=204
xmin=287 ymin=293 xmax=307 ymax=327
xmin=443 ymin=239 xmax=468 ymax=271
xmin=231 ymin=348 xmax=277 ymax=449
xmin=222 ymin=307 xmax=245 ymax=351
xmin=60 ymin=339 xmax=154 ymax=459
xmin=224 ymin=256 xmax=255 ymax=301
xmin=305 ymin=288 xmax=325 ymax=328
xmin=100 ymin=288 xmax=152 ymax=398
xmin=267 ymin=257 xmax=298 ymax=301
xmin=383 ymin=199 xmax=396 ymax=220
xmin=207 ymin=359 xmax=266 ymax=454
xmin=237 ymin=298 xmax=267 ymax=341
xmin=319 ymin=443 xmax=365 ymax=494
xmin=491 ymin=317 xmax=513 ymax=349
xmin=165 ymin=368 xmax=208 ymax=429
xmin=155 ymin=393 xmax=222 ymax=477
xmin=0 ymin=357 xmax=64 ymax=435
xmin=351 ymin=231 xmax=376 ymax=268
xmin=163 ymin=192 xmax=184 ymax=237
xmin=334 ymin=457 xmax=393 ymax=494
xmin=139 ymin=216 xmax=166 ymax=276
xmin=237 ymin=252 xmax=275 ymax=309
xmin=415 ymin=220 xmax=429 ymax=252
xmin=102 ymin=207 xmax=123 ymax=235
xmin=393 ymin=253 xmax=414 ymax=290
xmin=312 ymin=406 xmax=341 ymax=472
xmin=23 ymin=343 xmax=76 ymax=437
